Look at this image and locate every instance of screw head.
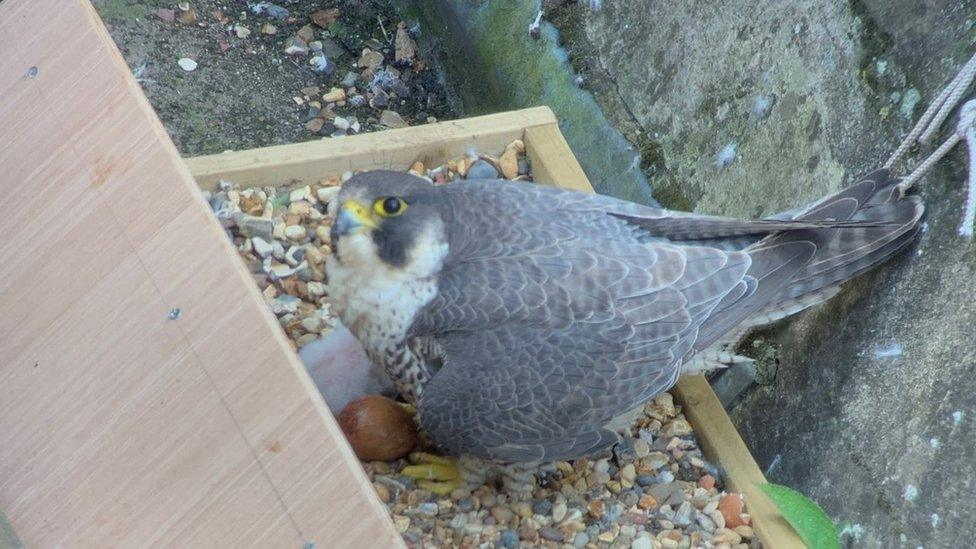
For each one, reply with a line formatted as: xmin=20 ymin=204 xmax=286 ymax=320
xmin=168 ymin=308 xmax=181 ymax=320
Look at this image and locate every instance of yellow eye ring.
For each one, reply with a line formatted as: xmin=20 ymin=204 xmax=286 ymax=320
xmin=374 ymin=196 xmax=407 ymax=217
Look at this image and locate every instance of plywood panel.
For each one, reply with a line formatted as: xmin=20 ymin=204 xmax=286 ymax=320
xmin=185 ymin=107 xmax=559 ymax=189
xmin=0 ymin=0 xmax=401 ymax=547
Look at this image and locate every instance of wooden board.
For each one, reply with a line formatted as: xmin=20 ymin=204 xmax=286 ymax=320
xmin=186 ymin=107 xmax=561 ymax=190
xmin=0 ymin=1 xmax=401 ymax=547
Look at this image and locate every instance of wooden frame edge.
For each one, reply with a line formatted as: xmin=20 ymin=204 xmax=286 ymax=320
xmin=185 ymin=107 xmax=558 ymax=189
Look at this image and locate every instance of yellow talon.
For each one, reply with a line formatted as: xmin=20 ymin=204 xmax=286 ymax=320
xmin=401 ymin=452 xmax=463 ymax=495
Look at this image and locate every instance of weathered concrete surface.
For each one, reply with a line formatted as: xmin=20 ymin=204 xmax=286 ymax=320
xmin=578 ymin=0 xmax=976 ymax=546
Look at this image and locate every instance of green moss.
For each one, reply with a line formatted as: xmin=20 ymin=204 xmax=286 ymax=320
xmin=413 ymin=0 xmax=655 ymax=205
xmin=747 ymin=337 xmax=781 ymax=386
xmin=94 ymin=0 xmax=150 ymax=21
xmin=850 ymin=0 xmax=895 ymax=95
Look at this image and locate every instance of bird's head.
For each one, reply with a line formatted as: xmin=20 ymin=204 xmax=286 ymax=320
xmin=327 ymin=170 xmax=449 ymax=280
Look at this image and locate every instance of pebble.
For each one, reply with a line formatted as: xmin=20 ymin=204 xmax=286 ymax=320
xmin=466 ymin=159 xmax=499 ymax=180
xmin=284 ymin=36 xmax=308 ymax=55
xmin=491 ymin=506 xmax=514 ymax=524
xmin=719 ymin=494 xmax=746 ymax=528
xmin=251 ymin=236 xmax=273 ymax=258
xmin=323 ymin=87 xmax=346 ymax=103
xmin=673 ymin=501 xmax=693 ymax=526
xmin=380 ymin=110 xmax=408 ymax=129
xmin=532 ymin=498 xmax=552 ymax=516
xmin=539 ymin=526 xmax=565 ymax=542
xmin=620 ymin=463 xmax=637 ymax=484
xmin=499 ymin=529 xmax=519 ymax=548
xmin=552 ymin=501 xmax=568 ymax=522
xmin=358 ymin=48 xmax=384 ymax=69
xmin=177 ymin=58 xmax=197 ymax=72
xmin=587 ymin=500 xmax=605 ymax=519
xmin=284 ymin=225 xmax=306 ymax=241
xmin=340 ymin=71 xmax=359 ymax=88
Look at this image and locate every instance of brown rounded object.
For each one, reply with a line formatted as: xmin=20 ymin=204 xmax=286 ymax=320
xmin=337 ymin=395 xmax=418 ymax=461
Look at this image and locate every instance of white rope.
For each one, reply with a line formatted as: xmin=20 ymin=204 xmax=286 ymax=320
xmin=883 ymin=52 xmax=976 ymax=237
xmin=959 ymin=101 xmax=976 ymax=237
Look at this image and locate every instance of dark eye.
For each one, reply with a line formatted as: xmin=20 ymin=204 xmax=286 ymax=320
xmin=383 ymin=197 xmax=401 ymax=214
xmin=375 ymin=196 xmax=407 ymax=217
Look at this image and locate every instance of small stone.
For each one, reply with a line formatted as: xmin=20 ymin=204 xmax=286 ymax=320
xmin=323 ymin=87 xmax=346 ymax=103
xmin=449 ymin=513 xmax=467 ymax=530
xmin=598 ymin=530 xmax=617 ymax=543
xmin=380 ymin=110 xmax=408 ymax=129
xmin=261 ymin=23 xmax=277 ymax=35
xmin=620 ymin=463 xmax=637 ymax=484
xmin=234 ymin=24 xmax=251 ymax=39
xmin=532 ymin=498 xmax=552 ymax=516
xmin=633 ymin=438 xmax=651 ymax=458
xmin=297 ymin=24 xmax=316 ymax=42
xmin=154 ymin=8 xmax=175 ymax=22
xmin=301 ymin=316 xmax=323 ymax=333
xmin=620 ymin=525 xmax=637 ymax=539
xmin=393 ymin=515 xmax=410 ymax=533
xmin=315 ymin=225 xmax=331 ymax=243
xmin=306 ymin=118 xmax=325 ymax=133
xmin=178 ymin=8 xmax=197 ymax=25
xmin=518 ymin=523 xmax=538 ymax=542
xmin=631 ymin=537 xmax=653 ymax=549
xmin=499 ymin=529 xmax=519 ymax=548
xmin=539 ymin=526 xmax=565 ymax=542
xmin=317 ymin=186 xmax=340 ymax=205
xmin=333 ymin=116 xmax=350 ymax=130
xmin=252 ymin=237 xmax=273 ymax=258
xmin=491 ymin=506 xmax=514 ymax=524
xmin=587 ymin=500 xmax=605 ymax=519
xmin=644 ymin=452 xmax=669 ymax=470
xmin=237 ymin=215 xmax=274 ymax=241
xmin=284 ymin=36 xmax=309 ymax=55
xmin=552 ymin=501 xmax=567 ymax=522
xmin=638 ymin=494 xmax=659 ymax=510
xmin=661 ymin=418 xmax=693 ymax=437
xmin=499 ymin=144 xmax=519 ymax=179
xmin=673 ymin=501 xmax=693 ymax=526
xmin=467 ymin=160 xmax=498 ymax=179
xmin=699 ymin=474 xmax=716 ymax=491
xmin=373 ymin=482 xmax=390 ymax=502
xmin=177 ymin=58 xmax=197 ymax=72
xmin=311 ymin=8 xmax=340 ymax=28
xmin=334 ymin=72 xmax=358 ymax=90
xmin=719 ymin=493 xmax=746 ymax=528
xmin=733 ymin=525 xmax=754 ymax=539
xmin=284 ymin=225 xmax=307 ymax=241
xmin=394 ymin=23 xmax=418 ymax=65
xmin=270 ymin=295 xmax=301 ymax=315
xmin=358 ymin=48 xmax=384 ymax=69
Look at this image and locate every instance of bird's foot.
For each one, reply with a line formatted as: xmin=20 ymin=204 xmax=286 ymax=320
xmin=401 ymin=452 xmax=463 ymax=495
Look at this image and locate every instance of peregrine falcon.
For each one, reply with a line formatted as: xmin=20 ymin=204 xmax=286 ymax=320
xmin=325 ymin=169 xmax=922 ymax=464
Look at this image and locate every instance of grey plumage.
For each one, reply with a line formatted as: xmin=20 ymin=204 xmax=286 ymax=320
xmin=327 ymin=169 xmax=923 ymax=462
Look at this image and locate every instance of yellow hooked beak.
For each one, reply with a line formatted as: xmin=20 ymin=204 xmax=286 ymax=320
xmin=335 ymin=199 xmax=379 ymax=235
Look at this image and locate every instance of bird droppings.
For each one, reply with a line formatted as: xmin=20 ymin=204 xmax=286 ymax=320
xmin=714 ymin=142 xmax=737 ymax=169
xmin=752 ymin=94 xmax=775 ymax=119
xmin=839 ymin=522 xmax=866 ymax=543
xmin=929 ymin=438 xmax=940 ymax=449
xmin=903 ymin=484 xmax=919 ymax=502
xmin=931 ymin=513 xmax=941 ymax=528
xmin=952 ymin=410 xmax=965 ymax=426
xmin=208 ymin=147 xmax=756 ymax=548
xmin=764 ymin=454 xmax=782 ymax=477
xmin=873 ymin=341 xmax=903 ymax=360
